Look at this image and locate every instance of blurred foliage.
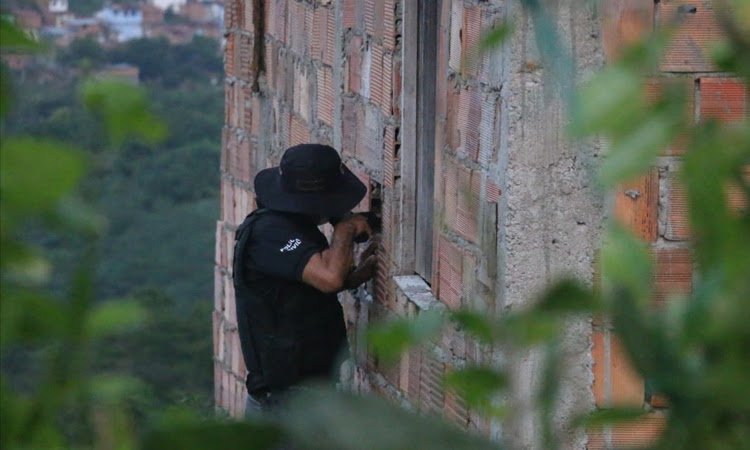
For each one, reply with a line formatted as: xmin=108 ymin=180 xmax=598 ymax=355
xmin=2 ymin=0 xmax=750 ymax=449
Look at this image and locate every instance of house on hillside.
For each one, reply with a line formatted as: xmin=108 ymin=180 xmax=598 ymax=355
xmin=214 ymin=0 xmax=748 ymax=448
xmin=95 ymin=5 xmax=143 ymax=42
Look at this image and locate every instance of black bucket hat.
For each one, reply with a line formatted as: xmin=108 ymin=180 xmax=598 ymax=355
xmin=254 ymin=144 xmax=367 ymax=217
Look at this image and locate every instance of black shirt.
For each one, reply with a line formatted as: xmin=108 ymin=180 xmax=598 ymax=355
xmin=239 ymin=210 xmax=348 ymax=390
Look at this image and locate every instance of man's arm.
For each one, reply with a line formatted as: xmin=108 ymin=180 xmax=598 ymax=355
xmin=301 ymin=215 xmax=371 ymax=294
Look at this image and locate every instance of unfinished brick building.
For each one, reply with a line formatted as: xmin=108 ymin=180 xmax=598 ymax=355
xmin=214 ymin=0 xmax=748 ymax=447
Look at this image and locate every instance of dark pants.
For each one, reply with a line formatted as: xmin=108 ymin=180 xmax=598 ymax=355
xmin=244 ymin=387 xmax=308 ymax=419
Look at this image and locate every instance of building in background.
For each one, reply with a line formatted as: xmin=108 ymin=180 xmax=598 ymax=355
xmin=95 ymin=5 xmax=143 ymax=42
xmin=214 ymin=1 xmax=748 ymax=448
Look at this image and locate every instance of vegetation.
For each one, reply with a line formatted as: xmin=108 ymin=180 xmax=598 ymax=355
xmin=1 ymin=30 xmax=221 ymax=447
xmin=2 ymin=0 xmax=749 ymax=449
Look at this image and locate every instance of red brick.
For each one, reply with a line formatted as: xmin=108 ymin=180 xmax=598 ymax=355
xmin=592 ymin=330 xmax=645 ymax=408
xmin=404 ymin=347 xmax=421 ymax=401
xmin=305 ymin=4 xmax=314 ymax=58
xmin=443 ymin=160 xmax=458 ymax=229
xmin=381 ymin=52 xmax=393 ymax=117
xmin=602 ymin=0 xmax=653 ymax=62
xmin=241 ymin=86 xmax=252 ymax=132
xmin=323 ymin=5 xmax=335 ymax=66
xmin=251 ymin=95 xmax=263 ymax=136
xmin=351 ymin=169 xmax=371 ymax=212
xmin=445 ymin=385 xmax=470 ymax=429
xmin=658 ymin=0 xmax=726 ymax=72
xmin=653 ymin=247 xmax=692 ymax=306
xmin=311 ymin=6 xmax=323 ymax=61
xmin=383 ymin=125 xmax=397 ymax=187
xmin=369 ymin=42 xmax=385 ymax=110
xmin=239 ymin=34 xmax=253 ymax=81
xmin=342 ymin=0 xmax=357 ymax=30
xmin=700 ymin=77 xmax=748 ymax=124
xmin=461 ymin=5 xmax=481 ymax=78
xmin=288 ymin=2 xmax=305 ymax=55
xmin=290 ymin=115 xmax=310 ymax=147
xmin=357 ymin=105 xmax=382 ymax=172
xmin=644 ymin=78 xmax=694 ymax=155
xmin=383 ymin=0 xmax=397 ymax=50
xmin=224 ymin=0 xmax=236 ymax=30
xmin=242 ymin=0 xmax=252 ymax=32
xmin=225 ymin=83 xmax=235 ymax=127
xmin=263 ymin=40 xmax=275 ymax=86
xmin=274 ymin=0 xmax=287 ymax=44
xmin=458 ymin=86 xmax=481 ymax=161
xmin=317 ymin=66 xmax=335 ymax=126
xmin=587 ymin=413 xmax=666 ymax=450
xmin=421 ymin=352 xmax=446 ymax=414
xmin=454 ymin=167 xmax=480 ymax=243
xmin=665 ymin=171 xmax=690 ymax=241
xmin=613 ymin=170 xmax=659 ymax=242
xmin=264 ymin=0 xmax=275 ymax=37
xmin=486 ymin=180 xmax=501 ymax=203
xmin=438 ymin=235 xmax=463 ymax=309
xmin=364 ymin=0 xmax=384 ymax=40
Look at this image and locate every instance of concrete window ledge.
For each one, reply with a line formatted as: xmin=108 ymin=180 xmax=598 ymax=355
xmin=393 ymin=275 xmax=442 ymax=317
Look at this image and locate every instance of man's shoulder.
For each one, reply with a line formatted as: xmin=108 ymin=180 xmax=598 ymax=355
xmin=250 ymin=209 xmax=306 ymax=232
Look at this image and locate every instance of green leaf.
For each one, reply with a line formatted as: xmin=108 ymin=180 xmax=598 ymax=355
xmin=450 ymin=311 xmax=495 ymax=343
xmin=573 ymin=408 xmax=647 ymax=429
xmin=444 ymin=367 xmax=508 ymax=408
xmin=85 ymin=299 xmax=147 ymax=337
xmin=480 ymin=22 xmax=514 ymax=50
xmin=0 ymin=138 xmax=86 ymax=220
xmin=53 ymin=194 xmax=108 ymax=237
xmin=0 ymin=288 xmax=68 ymax=346
xmin=598 ymin=116 xmax=674 ymax=186
xmin=1 ymin=63 xmax=12 ymax=117
xmin=502 ymin=312 xmax=560 ymax=345
xmin=600 ymin=224 xmax=653 ymax=305
xmin=283 ymin=388 xmax=499 ymax=450
xmin=91 ymin=374 xmax=143 ymax=405
xmin=570 ymin=67 xmax=644 ymax=137
xmin=81 ymin=78 xmax=167 ymax=146
xmin=368 ymin=310 xmax=445 ymax=362
xmin=143 ymin=421 xmax=283 ymax=450
xmin=2 ymin=248 xmax=51 ymax=286
xmin=0 ymin=16 xmax=41 ymax=51
xmin=534 ymin=278 xmax=600 ymax=313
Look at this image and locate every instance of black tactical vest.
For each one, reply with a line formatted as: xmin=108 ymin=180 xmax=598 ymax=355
xmin=232 ymin=209 xmax=348 ymax=394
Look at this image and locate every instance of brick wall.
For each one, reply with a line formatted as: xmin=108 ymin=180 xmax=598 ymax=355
xmin=590 ymin=0 xmax=748 ymax=448
xmin=215 ymin=0 xmax=745 ymax=447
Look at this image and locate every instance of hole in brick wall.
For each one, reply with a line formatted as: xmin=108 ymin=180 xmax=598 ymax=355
xmin=370 ymin=181 xmax=382 ymax=214
xmin=394 ymin=127 xmax=401 ymax=159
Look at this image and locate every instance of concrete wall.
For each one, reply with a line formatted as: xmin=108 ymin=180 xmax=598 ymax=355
xmin=214 ymin=0 xmax=747 ymax=448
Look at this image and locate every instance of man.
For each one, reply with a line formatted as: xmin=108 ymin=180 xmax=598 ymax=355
xmin=232 ymin=144 xmax=378 ymax=414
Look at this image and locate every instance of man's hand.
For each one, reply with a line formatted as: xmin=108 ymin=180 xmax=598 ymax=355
xmin=302 ymin=215 xmax=373 ymax=294
xmin=339 ymin=214 xmax=372 ymax=240
xmin=344 ymin=235 xmax=380 ymax=290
